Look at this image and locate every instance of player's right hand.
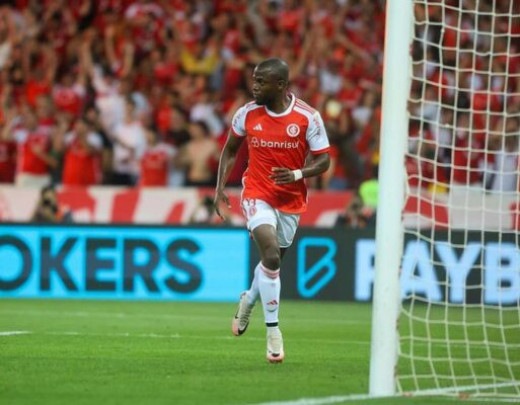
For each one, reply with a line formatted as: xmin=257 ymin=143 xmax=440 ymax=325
xmin=213 ymin=190 xmax=231 ymax=220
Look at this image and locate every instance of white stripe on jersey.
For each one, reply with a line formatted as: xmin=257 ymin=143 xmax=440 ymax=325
xmin=293 ymin=105 xmax=329 ymax=153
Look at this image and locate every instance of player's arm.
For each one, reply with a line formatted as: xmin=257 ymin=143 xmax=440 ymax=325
xmin=303 ymin=152 xmax=331 ymax=178
xmin=270 ymin=152 xmax=330 ymax=185
xmin=213 ymin=132 xmax=244 ymax=218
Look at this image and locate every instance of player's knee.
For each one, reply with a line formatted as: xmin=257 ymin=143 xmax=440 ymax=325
xmin=262 ymin=246 xmax=281 ymax=270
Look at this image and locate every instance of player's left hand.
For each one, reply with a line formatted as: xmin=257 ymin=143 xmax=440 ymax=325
xmin=269 ymin=167 xmax=297 ymax=184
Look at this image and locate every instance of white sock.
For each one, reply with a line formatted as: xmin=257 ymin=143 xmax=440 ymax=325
xmin=245 ymin=263 xmax=261 ymax=305
xmin=258 ymin=263 xmax=281 ymax=325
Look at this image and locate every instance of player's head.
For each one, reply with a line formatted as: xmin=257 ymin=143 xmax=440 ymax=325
xmin=252 ymin=58 xmax=289 ymax=106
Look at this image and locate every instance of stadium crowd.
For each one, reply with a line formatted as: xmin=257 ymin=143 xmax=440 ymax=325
xmin=0 ymin=0 xmax=518 ymax=192
xmin=408 ymin=0 xmax=520 ymax=193
xmin=0 ymin=0 xmax=385 ymax=190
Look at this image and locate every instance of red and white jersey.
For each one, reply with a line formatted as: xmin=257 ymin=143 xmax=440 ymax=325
xmin=62 ymin=132 xmax=103 ymax=186
xmin=13 ymin=127 xmax=52 ymax=176
xmin=231 ymin=94 xmax=330 ymax=213
xmin=53 ymin=83 xmax=86 ymax=117
xmin=139 ymin=142 xmax=176 ymax=187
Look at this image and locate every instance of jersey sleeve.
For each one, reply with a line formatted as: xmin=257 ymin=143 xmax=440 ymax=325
xmin=231 ymin=105 xmax=247 ymax=137
xmin=306 ymin=111 xmax=330 ymax=154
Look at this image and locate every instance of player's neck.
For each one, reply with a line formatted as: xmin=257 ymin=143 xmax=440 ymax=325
xmin=266 ymin=94 xmax=292 ymax=114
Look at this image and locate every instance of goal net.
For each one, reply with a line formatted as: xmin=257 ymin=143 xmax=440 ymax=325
xmin=398 ymin=0 xmax=520 ymax=399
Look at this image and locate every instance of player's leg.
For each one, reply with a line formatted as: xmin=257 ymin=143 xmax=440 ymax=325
xmin=243 ymin=247 xmax=286 ymax=307
xmin=231 ymin=243 xmax=283 ymax=337
xmin=251 ymin=223 xmax=284 ymax=362
xmin=252 ymin=223 xmax=282 ymax=321
xmin=251 ymin=208 xmax=299 ymax=363
xmin=232 ymin=199 xmax=278 ymax=337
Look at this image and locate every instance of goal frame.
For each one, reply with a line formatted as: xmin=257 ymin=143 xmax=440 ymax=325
xmin=369 ymin=0 xmax=520 ymax=398
xmin=369 ymin=0 xmax=413 ymax=396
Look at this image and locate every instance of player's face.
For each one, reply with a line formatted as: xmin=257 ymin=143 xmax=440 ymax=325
xmin=252 ymin=68 xmax=280 ymax=106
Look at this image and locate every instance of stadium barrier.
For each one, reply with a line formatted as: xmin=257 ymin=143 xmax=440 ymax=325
xmin=0 ymin=186 xmax=352 ymax=227
xmin=1 ymin=185 xmax=519 ymax=230
xmin=1 ymin=224 xmax=517 ymax=305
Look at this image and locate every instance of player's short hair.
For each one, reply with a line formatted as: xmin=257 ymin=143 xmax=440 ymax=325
xmin=257 ymin=58 xmax=289 ymax=83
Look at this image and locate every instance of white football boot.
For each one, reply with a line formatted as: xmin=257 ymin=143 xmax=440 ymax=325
xmin=266 ymin=328 xmax=284 ymax=363
xmin=232 ymin=292 xmax=254 ymax=336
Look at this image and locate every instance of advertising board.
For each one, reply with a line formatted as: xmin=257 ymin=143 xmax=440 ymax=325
xmin=0 ymin=224 xmax=249 ymax=301
xmin=1 ymin=225 xmax=517 ymax=305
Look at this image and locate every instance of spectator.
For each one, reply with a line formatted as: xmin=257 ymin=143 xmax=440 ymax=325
xmin=162 ymin=104 xmax=191 ymax=148
xmin=23 ymin=54 xmax=56 ymax=109
xmin=175 ymin=120 xmax=220 ymax=187
xmin=320 ymin=96 xmax=361 ymax=189
xmin=406 ymin=139 xmax=449 ymax=193
xmin=406 ymin=119 xmax=449 ymax=192
xmin=0 ymin=0 xmax=515 ymax=192
xmin=351 ymin=88 xmax=379 ymax=132
xmin=34 ymin=95 xmax=57 ymax=133
xmin=179 ymin=37 xmax=221 ymax=77
xmin=2 ymin=108 xmax=58 ymax=188
xmin=59 ymin=116 xmax=103 ymax=187
xmin=84 ymin=105 xmax=113 ymax=184
xmin=109 ymin=97 xmax=146 ymax=186
xmin=190 ymin=88 xmax=225 ymax=138
xmin=52 ymin=67 xmax=87 ymax=119
xmin=335 ymin=167 xmax=379 ymax=228
xmin=139 ymin=126 xmax=177 ymax=187
xmin=319 ymin=58 xmax=344 ymax=96
xmin=482 ymin=117 xmax=520 ymax=193
xmin=79 ymin=31 xmax=124 ymax=132
xmin=450 ymin=112 xmax=485 ymax=187
xmin=31 ymin=184 xmax=72 ymax=223
xmin=119 ymin=78 xmax=151 ymax=124
xmin=335 ymin=193 xmax=376 ymax=229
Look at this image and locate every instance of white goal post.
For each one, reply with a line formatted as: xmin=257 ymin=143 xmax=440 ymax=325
xmin=370 ymin=0 xmax=520 ymax=400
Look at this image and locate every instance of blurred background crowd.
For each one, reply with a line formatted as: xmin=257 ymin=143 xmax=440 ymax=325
xmin=0 ymin=0 xmax=518 ymax=194
xmin=408 ymin=0 xmax=520 ymax=194
xmin=0 ymin=0 xmax=386 ymax=191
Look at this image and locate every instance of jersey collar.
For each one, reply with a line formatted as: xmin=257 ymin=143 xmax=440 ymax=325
xmin=264 ymin=93 xmax=296 ymax=117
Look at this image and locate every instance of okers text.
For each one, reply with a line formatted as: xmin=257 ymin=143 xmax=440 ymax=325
xmin=0 ymin=235 xmax=202 ymax=293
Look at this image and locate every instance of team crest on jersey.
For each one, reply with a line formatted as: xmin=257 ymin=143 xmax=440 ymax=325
xmin=286 ymin=123 xmax=300 ymax=137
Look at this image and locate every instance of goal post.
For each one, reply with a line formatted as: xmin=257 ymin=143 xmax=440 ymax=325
xmin=370 ymin=0 xmax=520 ymax=400
xmin=369 ymin=0 xmax=413 ymax=397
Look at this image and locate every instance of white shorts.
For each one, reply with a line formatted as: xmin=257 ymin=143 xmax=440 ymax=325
xmin=241 ymin=198 xmax=300 ymax=248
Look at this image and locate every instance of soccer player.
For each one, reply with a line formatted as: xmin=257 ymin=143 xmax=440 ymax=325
xmin=213 ymin=58 xmax=331 ymax=363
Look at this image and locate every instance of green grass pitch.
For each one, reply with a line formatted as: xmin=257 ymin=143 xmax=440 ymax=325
xmin=0 ymin=299 xmax=509 ymax=405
